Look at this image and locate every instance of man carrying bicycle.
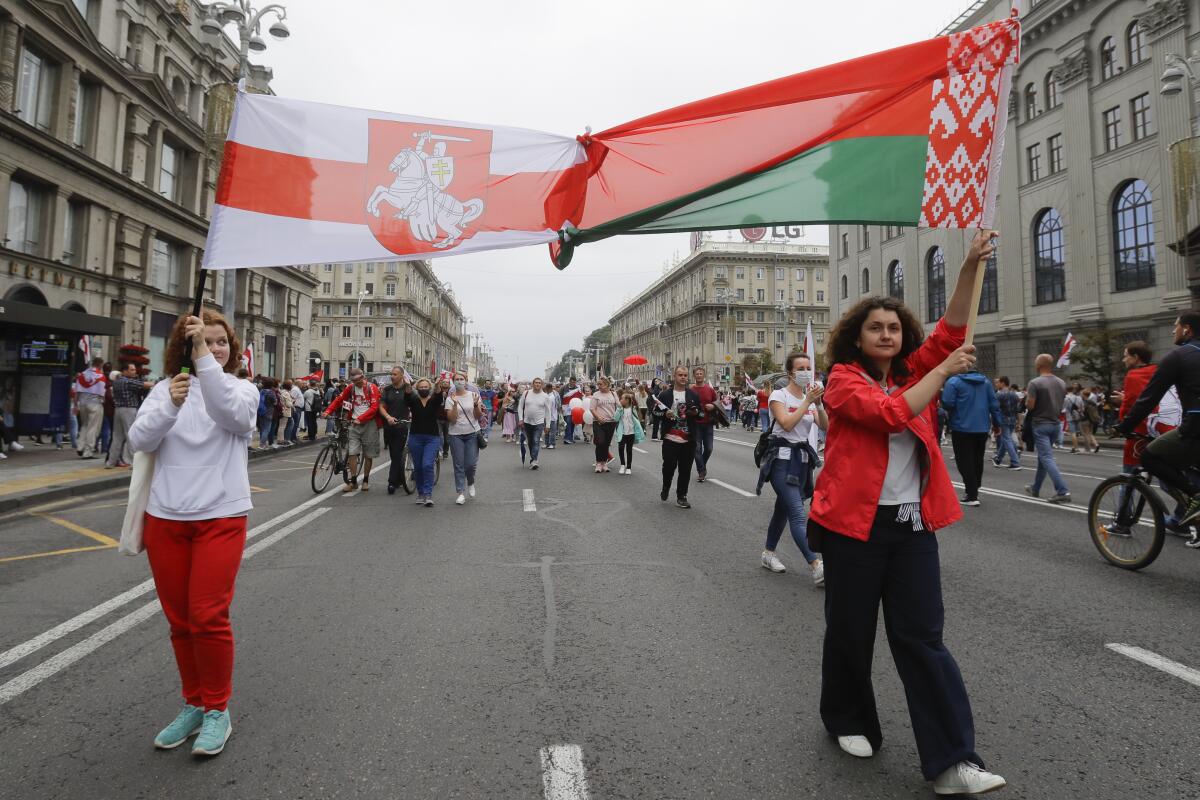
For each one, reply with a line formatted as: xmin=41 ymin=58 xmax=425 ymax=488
xmin=322 ymin=367 xmax=381 ymax=493
xmin=1116 ymin=311 xmax=1200 ymax=527
xmin=380 ymin=366 xmax=413 ymax=495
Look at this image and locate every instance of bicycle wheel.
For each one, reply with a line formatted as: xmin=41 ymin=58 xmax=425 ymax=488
xmin=312 ymin=444 xmax=337 ymax=493
xmin=432 ymin=451 xmax=441 ymax=485
xmin=1087 ymin=474 xmax=1166 ymax=570
xmin=396 ymin=444 xmax=413 ymax=494
xmin=341 ymin=447 xmax=363 ymax=484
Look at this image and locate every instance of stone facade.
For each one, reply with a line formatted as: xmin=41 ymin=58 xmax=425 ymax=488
xmin=0 ymin=0 xmax=315 ymax=377
xmin=831 ymin=0 xmax=1200 ymax=384
xmin=609 ymin=238 xmax=833 ymax=386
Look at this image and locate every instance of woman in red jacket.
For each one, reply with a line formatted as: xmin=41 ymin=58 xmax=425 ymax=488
xmin=809 ymin=231 xmax=1006 ymax=796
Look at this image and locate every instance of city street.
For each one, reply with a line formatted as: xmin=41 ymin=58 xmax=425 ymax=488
xmin=1 ymin=426 xmax=1198 ymax=799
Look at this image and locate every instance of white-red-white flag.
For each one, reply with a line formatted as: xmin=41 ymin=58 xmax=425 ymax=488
xmin=78 ymin=334 xmax=91 ymax=363
xmin=1056 ymin=332 xmax=1077 ymax=369
xmin=243 ymin=343 xmax=254 ymax=375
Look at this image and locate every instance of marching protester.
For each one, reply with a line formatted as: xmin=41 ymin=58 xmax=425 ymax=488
xmin=518 ymin=377 xmax=552 ymax=470
xmin=288 ymin=380 xmax=304 ymax=443
xmin=437 ymin=376 xmax=452 ymax=458
xmin=1024 ymin=354 xmax=1071 ymax=504
xmin=654 ymin=366 xmax=701 ymax=508
xmin=1061 ymin=383 xmax=1086 ymax=454
xmin=128 ymin=311 xmax=258 ymax=757
xmin=1112 ymin=340 xmax=1157 ymax=483
xmin=940 ymin=368 xmax=1002 ymax=507
xmin=561 ymin=377 xmax=582 ymax=444
xmin=740 ymin=389 xmax=757 ymax=430
xmin=636 ymin=383 xmax=649 ymax=428
xmin=323 ymin=381 xmax=338 ymax=436
xmin=691 ymin=366 xmax=718 ymax=482
xmin=75 ymin=356 xmax=107 ymax=459
xmin=303 ymin=380 xmax=321 ymax=442
xmin=322 ymin=368 xmax=381 ymax=493
xmin=501 ymin=387 xmax=519 ymax=442
xmin=279 ymin=380 xmax=296 ymax=446
xmin=545 ymin=382 xmax=562 ymax=449
xmin=445 ymin=371 xmax=485 ymax=504
xmin=406 ymin=377 xmax=444 ymax=506
xmin=591 ymin=376 xmax=620 ymax=473
xmin=1078 ymin=388 xmax=1102 ymax=452
xmin=992 ymin=377 xmax=1023 ymax=470
xmin=613 ymin=390 xmax=644 ymax=474
xmin=479 ymin=379 xmax=496 ymax=437
xmin=106 ymin=362 xmax=153 ymax=468
xmin=809 ymin=230 xmax=1006 ymax=795
xmin=757 ymin=352 xmax=826 ymax=584
xmin=379 ymin=367 xmax=412 ymax=495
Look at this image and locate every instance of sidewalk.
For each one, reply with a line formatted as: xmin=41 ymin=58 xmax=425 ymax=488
xmin=0 ymin=435 xmax=324 ymax=514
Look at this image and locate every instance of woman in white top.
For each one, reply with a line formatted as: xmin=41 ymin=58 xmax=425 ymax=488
xmin=128 ymin=312 xmax=259 ymax=758
xmin=445 ymin=371 xmax=485 ymax=504
xmin=759 ymin=352 xmax=828 ymax=583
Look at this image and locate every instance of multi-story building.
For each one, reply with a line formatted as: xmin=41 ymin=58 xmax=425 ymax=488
xmin=609 ymin=236 xmax=832 ymax=386
xmin=0 ymin=0 xmax=316 ymax=431
xmin=306 ymin=260 xmax=466 ymax=381
xmin=831 ymin=0 xmax=1200 ymax=383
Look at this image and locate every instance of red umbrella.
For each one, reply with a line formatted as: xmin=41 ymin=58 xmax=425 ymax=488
xmin=623 ymin=355 xmax=648 ymax=366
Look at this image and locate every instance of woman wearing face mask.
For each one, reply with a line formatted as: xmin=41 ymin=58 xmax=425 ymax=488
xmin=127 ymin=312 xmax=258 ymax=757
xmin=613 ymin=391 xmax=644 ymax=474
xmin=445 ymin=372 xmax=484 ymax=505
xmin=757 ymin=352 xmax=827 ymax=585
xmin=407 ymin=378 xmax=443 ymax=506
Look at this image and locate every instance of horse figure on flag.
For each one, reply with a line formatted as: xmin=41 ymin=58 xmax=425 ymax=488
xmin=367 ymin=131 xmax=485 ymax=250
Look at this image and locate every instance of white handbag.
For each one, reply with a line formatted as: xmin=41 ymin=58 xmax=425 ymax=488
xmin=118 ymin=450 xmax=155 ymax=556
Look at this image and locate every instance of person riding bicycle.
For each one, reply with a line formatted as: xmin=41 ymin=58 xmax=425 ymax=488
xmin=321 ymin=367 xmax=381 ymax=493
xmin=1115 ymin=311 xmax=1200 ymax=526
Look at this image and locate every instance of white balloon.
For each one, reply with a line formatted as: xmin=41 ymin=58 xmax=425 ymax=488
xmin=582 ymin=397 xmax=592 ymax=409
xmin=569 ymin=398 xmax=583 ymax=410
xmin=583 ymin=410 xmax=594 ymax=424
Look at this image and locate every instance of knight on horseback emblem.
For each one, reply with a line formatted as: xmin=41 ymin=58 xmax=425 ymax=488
xmin=367 ymin=130 xmax=486 ymax=250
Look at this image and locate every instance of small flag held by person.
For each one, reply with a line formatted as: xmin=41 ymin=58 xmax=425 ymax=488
xmin=1056 ymin=332 xmax=1077 ymax=368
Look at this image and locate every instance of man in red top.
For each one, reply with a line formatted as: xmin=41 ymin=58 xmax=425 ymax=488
xmin=1112 ymin=341 xmax=1156 ymax=471
xmin=756 ymin=384 xmax=771 ymax=432
xmin=322 ymin=367 xmax=381 ymax=493
xmin=691 ymin=366 xmax=719 ymax=482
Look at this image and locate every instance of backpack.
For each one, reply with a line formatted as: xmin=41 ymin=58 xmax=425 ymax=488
xmin=257 ymin=389 xmax=268 ymax=417
xmin=1085 ymin=400 xmax=1101 ymax=425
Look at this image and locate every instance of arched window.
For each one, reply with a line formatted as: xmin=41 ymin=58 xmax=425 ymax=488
xmin=4 ymin=283 xmax=48 ymax=305
xmin=1045 ymin=73 xmax=1060 ymax=109
xmin=926 ymin=247 xmax=946 ymax=322
xmin=887 ymin=260 xmax=904 ymax=299
xmin=1113 ymin=179 xmax=1156 ymax=291
xmin=1100 ymin=37 xmax=1117 ymax=80
xmin=861 ymin=267 xmax=870 ymax=294
xmin=840 ymin=274 xmax=848 ymax=300
xmin=1033 ymin=208 xmax=1066 ymax=304
xmin=1024 ymin=83 xmax=1039 ymax=120
xmin=1127 ymin=22 xmax=1146 ymax=66
xmin=62 ymin=301 xmax=87 ymax=313
xmin=979 ymin=245 xmax=998 ymax=314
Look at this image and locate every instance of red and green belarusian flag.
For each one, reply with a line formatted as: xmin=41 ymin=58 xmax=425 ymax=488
xmin=203 ymin=16 xmax=1019 ymax=271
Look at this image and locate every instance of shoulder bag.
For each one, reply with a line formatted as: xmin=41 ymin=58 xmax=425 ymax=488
xmin=455 ymin=393 xmax=488 ymax=449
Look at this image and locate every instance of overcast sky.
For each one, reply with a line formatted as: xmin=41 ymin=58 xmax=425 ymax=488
xmin=262 ymin=0 xmax=975 ymax=378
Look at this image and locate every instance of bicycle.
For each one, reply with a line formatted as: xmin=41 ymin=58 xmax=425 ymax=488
xmin=311 ymin=416 xmax=361 ymax=493
xmin=1086 ymin=433 xmax=1200 ymax=570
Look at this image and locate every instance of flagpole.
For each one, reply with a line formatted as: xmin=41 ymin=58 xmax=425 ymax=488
xmin=182 ymin=268 xmax=208 ymax=373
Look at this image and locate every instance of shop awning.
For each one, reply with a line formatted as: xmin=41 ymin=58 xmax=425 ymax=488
xmin=0 ymin=298 xmax=122 ymax=336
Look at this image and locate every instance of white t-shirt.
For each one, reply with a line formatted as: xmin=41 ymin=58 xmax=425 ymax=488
xmin=768 ymin=387 xmax=815 ymax=444
xmin=445 ymin=391 xmax=480 ymax=436
xmin=351 ymin=384 xmax=371 ymax=419
xmin=520 ymin=390 xmax=553 ymax=426
xmin=620 ymin=407 xmax=636 ymax=435
xmin=880 ymin=429 xmax=922 ymax=504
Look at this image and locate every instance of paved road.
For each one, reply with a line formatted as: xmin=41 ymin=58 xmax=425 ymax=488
xmin=1 ymin=428 xmax=1198 ymax=799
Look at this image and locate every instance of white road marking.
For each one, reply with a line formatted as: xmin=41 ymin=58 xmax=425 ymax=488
xmin=523 ymin=489 xmax=537 ymax=512
xmin=1106 ymin=643 xmax=1200 ymax=689
xmin=0 ymin=508 xmax=331 ymax=706
xmin=706 ymin=478 xmax=755 ymax=497
xmin=540 ymin=744 xmax=591 ymax=800
xmin=632 ymin=447 xmax=648 ymax=454
xmin=952 ymin=482 xmax=1088 ymax=515
xmin=714 ymin=436 xmax=755 ymax=448
xmin=0 ymin=462 xmax=389 ymax=673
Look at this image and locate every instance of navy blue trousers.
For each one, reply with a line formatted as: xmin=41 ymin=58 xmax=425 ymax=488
xmin=819 ymin=512 xmax=982 ymax=780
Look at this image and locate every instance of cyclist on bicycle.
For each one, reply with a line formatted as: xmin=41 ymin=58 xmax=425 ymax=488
xmin=321 ymin=367 xmax=382 ymax=493
xmin=380 ymin=366 xmax=413 ymax=495
xmin=1116 ymin=311 xmax=1200 ymax=526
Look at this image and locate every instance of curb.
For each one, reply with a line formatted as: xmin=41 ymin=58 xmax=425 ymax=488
xmin=0 ymin=437 xmax=323 ymax=515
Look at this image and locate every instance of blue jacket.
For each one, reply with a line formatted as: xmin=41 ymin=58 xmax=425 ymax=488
xmin=941 ymin=372 xmax=1002 ymax=433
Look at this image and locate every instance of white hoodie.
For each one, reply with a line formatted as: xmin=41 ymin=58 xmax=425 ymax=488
xmin=128 ymin=353 xmax=259 ymax=521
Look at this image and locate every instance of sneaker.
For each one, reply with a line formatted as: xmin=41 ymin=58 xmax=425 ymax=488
xmin=1047 ymin=493 xmax=1072 ymax=504
xmin=531 ymin=461 xmax=539 ymax=470
xmin=468 ymin=484 xmax=476 ymax=498
xmin=1070 ymin=448 xmax=1079 ymax=454
xmin=594 ymin=464 xmax=602 ymax=473
xmin=0 ymin=452 xmax=6 ymax=459
xmin=812 ymin=559 xmax=825 ymax=587
xmin=414 ymin=496 xmax=426 ymax=505
xmin=342 ymin=482 xmax=357 ymax=493
xmin=625 ymin=466 xmax=632 ymax=474
xmin=761 ymin=551 xmax=786 ymax=573
xmin=932 ymin=761 xmax=1006 ymax=795
xmin=387 ymin=484 xmax=396 ymax=495
xmin=9 ymin=441 xmax=23 ymax=451
xmin=697 ymin=470 xmax=707 ymax=482
xmin=991 ymin=458 xmax=1002 ymax=468
xmin=660 ymin=488 xmax=669 ymax=502
xmin=1024 ymin=485 xmax=1039 ymax=498
xmin=619 ymin=465 xmax=627 ymax=475
xmin=360 ymin=483 xmax=370 ymax=492
xmin=960 ymin=496 xmax=981 ymax=507
xmin=423 ymin=498 xmax=434 ymax=507
xmin=154 ymin=704 xmax=204 ymax=749
xmin=837 ymin=735 xmax=873 ymax=758
xmin=676 ymin=497 xmax=691 ymax=509
xmin=1179 ymin=494 xmax=1200 ymax=524
xmin=191 ymin=709 xmax=232 ymax=756
xmin=547 ymin=444 xmax=555 ymax=449
xmin=1007 ymin=464 xmax=1022 ymax=471
xmin=455 ymin=493 xmax=466 ymax=505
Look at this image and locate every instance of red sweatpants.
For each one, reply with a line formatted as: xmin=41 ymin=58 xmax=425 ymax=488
xmin=144 ymin=513 xmax=247 ymax=711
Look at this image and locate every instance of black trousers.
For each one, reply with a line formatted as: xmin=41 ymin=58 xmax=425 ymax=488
xmin=305 ymin=410 xmax=318 ymax=441
xmin=594 ymin=421 xmax=616 ymax=463
xmin=384 ymin=425 xmax=408 ymax=489
xmin=618 ymin=434 xmax=635 ymax=467
xmin=950 ymin=431 xmax=989 ymax=501
xmin=661 ymin=438 xmax=695 ymax=498
xmin=819 ymin=513 xmax=981 ymax=780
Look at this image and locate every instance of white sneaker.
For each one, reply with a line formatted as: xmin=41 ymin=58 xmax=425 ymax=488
xmin=455 ymin=493 xmax=466 ymax=505
xmin=837 ymin=735 xmax=873 ymax=758
xmin=625 ymin=466 xmax=632 ymax=474
xmin=619 ymin=465 xmax=627 ymax=474
xmin=761 ymin=551 xmax=786 ymax=573
xmin=0 ymin=451 xmax=6 ymax=459
xmin=531 ymin=461 xmax=539 ymax=470
xmin=812 ymin=559 xmax=825 ymax=587
xmin=468 ymin=484 xmax=476 ymax=498
xmin=9 ymin=441 xmax=24 ymax=451
xmin=932 ymin=761 xmax=1006 ymax=795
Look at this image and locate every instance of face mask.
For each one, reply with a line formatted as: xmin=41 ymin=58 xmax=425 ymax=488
xmin=454 ymin=380 xmax=466 ymax=391
xmin=417 ymin=388 xmax=431 ymax=398
xmin=793 ymin=368 xmax=815 ymax=387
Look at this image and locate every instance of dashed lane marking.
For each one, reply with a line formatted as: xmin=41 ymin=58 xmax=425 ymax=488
xmin=523 ymin=489 xmax=537 ymax=512
xmin=713 ymin=436 xmax=755 ymax=448
xmin=632 ymin=447 xmax=649 ymax=454
xmin=952 ymin=482 xmax=1087 ymax=515
xmin=705 ymin=477 xmax=755 ymax=498
xmin=540 ymin=744 xmax=590 ymax=800
xmin=1107 ymin=644 xmax=1200 ymax=689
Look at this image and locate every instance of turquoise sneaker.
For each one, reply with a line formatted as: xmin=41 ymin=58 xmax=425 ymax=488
xmin=154 ymin=704 xmax=204 ymax=749
xmin=191 ymin=709 xmax=233 ymax=756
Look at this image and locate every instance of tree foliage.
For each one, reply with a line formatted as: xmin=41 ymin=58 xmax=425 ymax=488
xmin=1070 ymin=327 xmax=1126 ymax=393
xmin=740 ymin=349 xmax=779 ymax=378
xmin=549 ymin=325 xmax=613 ymax=381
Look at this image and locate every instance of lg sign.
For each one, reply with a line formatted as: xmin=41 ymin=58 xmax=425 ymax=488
xmin=741 ymin=225 xmax=805 ymax=242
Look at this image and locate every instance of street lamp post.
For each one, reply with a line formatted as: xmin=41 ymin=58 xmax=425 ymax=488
xmin=201 ymin=1 xmax=291 ymax=328
xmin=351 ymin=289 xmax=369 ymax=372
xmin=1161 ymin=51 xmax=1200 ymax=136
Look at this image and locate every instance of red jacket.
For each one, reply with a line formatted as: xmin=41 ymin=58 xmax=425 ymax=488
xmin=323 ymin=382 xmax=382 ymax=427
xmin=810 ymin=318 xmax=966 ymax=541
xmin=1119 ymin=363 xmax=1156 ymax=465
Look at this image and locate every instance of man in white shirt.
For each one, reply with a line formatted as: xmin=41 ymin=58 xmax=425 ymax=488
xmin=302 ymin=381 xmax=321 ymax=441
xmin=518 ymin=377 xmax=552 ymax=469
